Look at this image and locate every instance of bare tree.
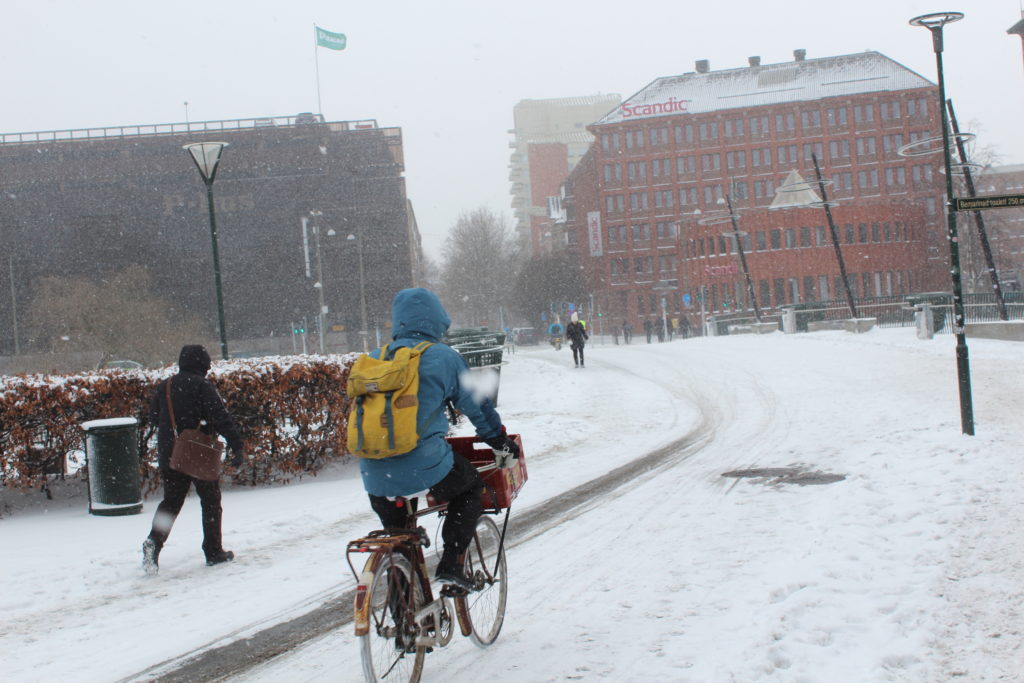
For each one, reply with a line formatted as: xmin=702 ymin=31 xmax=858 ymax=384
xmin=439 ymin=208 xmax=520 ymax=327
xmin=24 ymin=265 xmax=211 ymax=367
xmin=509 ymin=252 xmax=588 ymax=326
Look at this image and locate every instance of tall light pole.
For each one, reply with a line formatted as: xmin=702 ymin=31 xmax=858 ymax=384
xmin=183 ymin=141 xmax=230 ymax=360
xmin=347 ymin=232 xmax=369 ymax=352
xmin=702 ymin=190 xmax=761 ymax=322
xmin=308 ymin=210 xmax=336 ymax=354
xmin=909 ymin=11 xmax=974 ymax=435
xmin=810 ymin=153 xmax=859 ymax=319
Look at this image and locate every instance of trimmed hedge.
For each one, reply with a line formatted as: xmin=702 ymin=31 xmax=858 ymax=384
xmin=0 ymin=355 xmax=356 ymax=492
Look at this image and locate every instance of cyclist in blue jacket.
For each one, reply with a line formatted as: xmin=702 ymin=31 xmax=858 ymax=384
xmin=360 ymin=288 xmax=519 ymax=589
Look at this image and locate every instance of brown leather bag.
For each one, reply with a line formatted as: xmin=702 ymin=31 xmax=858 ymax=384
xmin=166 ymin=380 xmax=223 ymax=481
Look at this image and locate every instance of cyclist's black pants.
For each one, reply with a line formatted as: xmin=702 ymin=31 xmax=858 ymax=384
xmin=369 ymin=452 xmax=484 ymax=553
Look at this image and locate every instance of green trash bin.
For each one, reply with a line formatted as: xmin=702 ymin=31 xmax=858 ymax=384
xmin=81 ymin=417 xmax=143 ymax=516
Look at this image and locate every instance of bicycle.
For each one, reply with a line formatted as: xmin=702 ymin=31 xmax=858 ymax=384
xmin=347 ymin=435 xmax=527 ymax=683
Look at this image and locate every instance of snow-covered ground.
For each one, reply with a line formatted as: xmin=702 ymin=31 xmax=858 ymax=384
xmin=1 ymin=328 xmax=1022 ymax=682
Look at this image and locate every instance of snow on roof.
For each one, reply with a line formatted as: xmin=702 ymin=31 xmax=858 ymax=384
xmin=596 ymin=51 xmax=934 ymax=126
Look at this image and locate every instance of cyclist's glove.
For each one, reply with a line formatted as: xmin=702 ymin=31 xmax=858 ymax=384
xmin=484 ymin=427 xmax=520 ymax=460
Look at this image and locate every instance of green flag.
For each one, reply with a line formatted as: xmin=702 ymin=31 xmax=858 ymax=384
xmin=315 ymin=26 xmax=347 ymax=50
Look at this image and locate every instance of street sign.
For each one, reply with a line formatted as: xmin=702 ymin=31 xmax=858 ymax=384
xmin=952 ymin=194 xmax=1024 ymax=212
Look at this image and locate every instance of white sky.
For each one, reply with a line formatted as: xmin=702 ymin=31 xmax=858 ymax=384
xmin=3 ymin=0 xmax=1023 ymax=260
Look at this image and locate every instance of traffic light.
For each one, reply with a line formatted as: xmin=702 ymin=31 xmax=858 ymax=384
xmin=293 ymin=324 xmax=305 ymax=334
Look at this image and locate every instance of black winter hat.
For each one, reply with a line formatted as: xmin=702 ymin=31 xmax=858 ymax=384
xmin=178 ymin=345 xmax=212 ymax=374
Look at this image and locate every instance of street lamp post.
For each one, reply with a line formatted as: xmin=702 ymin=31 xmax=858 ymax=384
xmin=810 ymin=153 xmax=859 ymax=319
xmin=183 ymin=141 xmax=230 ymax=361
xmin=909 ymin=10 xmax=974 ymax=436
xmin=703 ymin=191 xmax=762 ymax=323
xmin=347 ymin=232 xmax=369 ymax=352
xmin=308 ymin=211 xmax=337 ymax=355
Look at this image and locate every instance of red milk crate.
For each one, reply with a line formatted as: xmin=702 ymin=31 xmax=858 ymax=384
xmin=446 ymin=435 xmax=527 ymax=510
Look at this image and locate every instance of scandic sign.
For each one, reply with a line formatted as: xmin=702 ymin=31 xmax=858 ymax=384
xmin=621 ymin=97 xmax=691 ymax=118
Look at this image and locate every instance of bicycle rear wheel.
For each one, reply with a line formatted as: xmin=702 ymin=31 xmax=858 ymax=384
xmin=458 ymin=515 xmax=508 ymax=647
xmin=359 ymin=553 xmax=426 ymax=683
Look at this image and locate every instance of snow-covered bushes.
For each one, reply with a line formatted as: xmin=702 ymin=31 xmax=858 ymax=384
xmin=0 ymin=354 xmax=357 ymax=491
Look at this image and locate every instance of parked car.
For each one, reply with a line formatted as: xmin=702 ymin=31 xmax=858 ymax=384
xmin=97 ymin=359 xmax=144 ymax=371
xmin=512 ymin=327 xmax=538 ymax=345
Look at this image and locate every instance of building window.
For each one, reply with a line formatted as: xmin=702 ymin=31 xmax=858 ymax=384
xmin=819 ymin=275 xmax=830 ymax=300
xmin=733 ymin=181 xmax=748 ymax=201
xmin=679 ymin=187 xmax=698 ymax=206
xmin=676 ymin=156 xmax=696 ymax=175
xmin=630 ymin=192 xmax=649 ymax=211
xmin=674 ymin=125 xmax=694 ymax=145
xmin=775 ymin=112 xmax=795 ymax=133
xmin=857 ymin=169 xmax=879 ymax=191
xmin=628 ymin=161 xmax=647 ymax=181
xmin=803 ymin=142 xmax=823 ymax=162
xmin=801 ymin=110 xmax=821 ymax=129
xmin=724 ymin=119 xmax=745 ymax=138
xmin=880 ymin=101 xmax=902 ymax=120
xmin=726 ymin=150 xmax=747 ymax=170
xmin=785 ymin=228 xmax=796 ymax=248
xmin=701 ymin=153 xmax=721 ymax=172
xmin=750 ymin=115 xmax=770 ymax=137
xmin=853 ymin=104 xmax=875 ymax=124
xmin=844 ymin=223 xmax=855 ymax=244
xmin=651 ymin=158 xmax=671 ymax=178
xmin=776 ymin=145 xmax=798 ymax=164
xmin=799 ymin=226 xmax=812 ymax=247
xmin=885 ymin=166 xmax=907 ymax=191
xmin=829 ymin=139 xmax=850 ymax=161
xmin=815 ymin=225 xmax=827 ymax=246
xmin=856 ymin=136 xmax=877 ymax=157
xmin=774 ymin=278 xmax=786 ymax=305
xmin=770 ymin=229 xmax=782 ymax=249
xmin=699 ymin=122 xmax=719 ymax=141
xmin=858 ymin=223 xmax=868 ymax=243
xmin=756 ymin=231 xmax=767 ymax=251
xmin=826 ymin=107 xmax=848 ymax=127
xmin=604 ymin=163 xmax=622 ymax=182
xmin=650 ymin=128 xmax=669 ymax=146
xmin=882 ymin=134 xmax=904 ymax=154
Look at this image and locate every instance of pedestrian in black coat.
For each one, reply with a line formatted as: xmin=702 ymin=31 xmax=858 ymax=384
xmin=566 ymin=312 xmax=589 ymax=367
xmin=142 ymin=345 xmax=244 ymax=574
xmin=643 ymin=319 xmax=654 ymax=343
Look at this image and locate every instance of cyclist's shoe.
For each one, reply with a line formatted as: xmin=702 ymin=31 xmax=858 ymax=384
xmin=436 ymin=548 xmax=474 ymax=591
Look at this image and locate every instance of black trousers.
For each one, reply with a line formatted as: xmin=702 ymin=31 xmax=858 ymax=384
xmin=147 ymin=468 xmax=224 ymax=555
xmin=571 ymin=343 xmax=585 ymax=365
xmin=369 ymin=453 xmax=484 ymax=552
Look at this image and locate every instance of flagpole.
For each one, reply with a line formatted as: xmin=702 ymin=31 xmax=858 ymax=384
xmin=313 ymin=24 xmax=323 ymax=116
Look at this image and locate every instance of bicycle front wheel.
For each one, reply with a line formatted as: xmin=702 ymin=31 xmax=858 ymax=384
xmin=359 ymin=553 xmax=426 ymax=683
xmin=458 ymin=514 xmax=508 ymax=647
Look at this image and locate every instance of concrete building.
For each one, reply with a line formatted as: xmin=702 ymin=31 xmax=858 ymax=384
xmin=508 ymin=95 xmax=621 ymax=256
xmin=563 ymin=50 xmax=949 ymax=329
xmin=0 ymin=113 xmax=420 ymax=358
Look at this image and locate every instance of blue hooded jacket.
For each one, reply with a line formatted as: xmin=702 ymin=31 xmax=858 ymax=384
xmin=358 ymin=288 xmax=504 ymax=497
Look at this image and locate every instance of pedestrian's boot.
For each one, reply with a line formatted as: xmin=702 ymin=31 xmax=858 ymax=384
xmin=142 ymin=538 xmax=161 ymax=575
xmin=205 ymin=549 xmax=235 ymax=566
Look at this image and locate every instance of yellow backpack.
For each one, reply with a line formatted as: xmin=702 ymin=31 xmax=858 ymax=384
xmin=346 ymin=341 xmax=433 ymax=458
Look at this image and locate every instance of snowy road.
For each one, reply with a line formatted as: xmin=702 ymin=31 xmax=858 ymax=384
xmin=3 ymin=329 xmax=1023 ymax=681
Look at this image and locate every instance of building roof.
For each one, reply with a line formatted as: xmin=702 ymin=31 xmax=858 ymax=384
xmin=595 ymin=51 xmax=934 ymax=125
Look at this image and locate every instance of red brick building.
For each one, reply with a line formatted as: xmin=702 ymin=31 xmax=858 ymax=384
xmin=563 ymin=50 xmax=948 ymax=329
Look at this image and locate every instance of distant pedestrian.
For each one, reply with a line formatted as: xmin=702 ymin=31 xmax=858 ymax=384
xmin=622 ymin=321 xmax=633 ymax=344
xmin=142 ymin=345 xmax=245 ymax=575
xmin=656 ymin=318 xmax=665 ymax=343
xmin=679 ymin=316 xmax=692 ymax=339
xmin=566 ymin=312 xmax=589 ymax=368
xmin=612 ymin=324 xmax=620 ymax=345
xmin=643 ymin=319 xmax=653 ymax=344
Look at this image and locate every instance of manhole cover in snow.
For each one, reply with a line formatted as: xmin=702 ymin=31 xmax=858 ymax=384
xmin=722 ymin=466 xmax=845 ymax=486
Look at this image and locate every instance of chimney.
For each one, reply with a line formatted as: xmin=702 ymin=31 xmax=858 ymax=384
xmin=794 ymin=49 xmax=807 ymax=62
xmin=695 ymin=59 xmax=710 ymax=73
xmin=748 ymin=56 xmax=761 ymax=67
